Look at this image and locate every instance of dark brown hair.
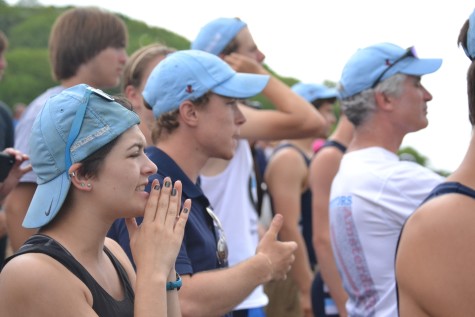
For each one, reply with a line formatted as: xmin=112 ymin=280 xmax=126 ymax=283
xmin=312 ymin=97 xmax=337 ymax=109
xmin=151 ymin=92 xmax=211 ymax=143
xmin=458 ymin=19 xmax=475 ymax=125
xmin=49 ymin=7 xmax=128 ymax=81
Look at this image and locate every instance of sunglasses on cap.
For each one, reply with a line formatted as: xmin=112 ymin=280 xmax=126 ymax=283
xmin=371 ymin=46 xmax=417 ymax=88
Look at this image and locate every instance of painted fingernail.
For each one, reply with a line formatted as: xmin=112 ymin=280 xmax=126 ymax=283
xmin=164 ymin=180 xmax=171 ymax=188
xmin=154 ymin=184 xmax=160 ymax=190
xmin=171 ymin=188 xmax=177 ymax=196
xmin=183 ymin=207 xmax=189 ymax=214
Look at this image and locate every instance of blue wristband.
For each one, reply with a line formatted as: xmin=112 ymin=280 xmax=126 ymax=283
xmin=166 ymin=273 xmax=182 ymax=291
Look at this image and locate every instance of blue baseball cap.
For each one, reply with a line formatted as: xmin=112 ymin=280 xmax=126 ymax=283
xmin=23 ymin=84 xmax=140 ymax=228
xmin=291 ymin=83 xmax=340 ymax=104
xmin=191 ymin=17 xmax=247 ymax=55
xmin=143 ymin=50 xmax=270 ymax=118
xmin=339 ymin=42 xmax=442 ymax=99
xmin=464 ymin=9 xmax=475 ymax=59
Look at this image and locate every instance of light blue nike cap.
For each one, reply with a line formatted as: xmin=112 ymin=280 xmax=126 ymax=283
xmin=23 ymin=84 xmax=140 ymax=228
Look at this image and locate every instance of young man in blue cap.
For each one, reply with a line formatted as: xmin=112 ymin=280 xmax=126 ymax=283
xmin=110 ymin=49 xmax=298 ymax=317
xmin=396 ymin=9 xmax=475 ymax=316
xmin=329 ymin=43 xmax=444 ymax=316
xmin=192 ymin=17 xmax=326 ymax=317
xmin=264 ymin=83 xmax=338 ymax=317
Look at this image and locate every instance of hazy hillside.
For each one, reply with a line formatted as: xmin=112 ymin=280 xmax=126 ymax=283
xmin=0 ymin=0 xmax=297 ymax=109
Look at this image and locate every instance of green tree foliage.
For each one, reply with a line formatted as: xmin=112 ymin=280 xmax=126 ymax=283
xmin=398 ymin=146 xmax=450 ymax=176
xmin=3 ymin=48 xmax=53 ymax=105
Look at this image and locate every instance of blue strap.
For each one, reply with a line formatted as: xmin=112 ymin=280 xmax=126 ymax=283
xmin=464 ymin=9 xmax=475 ymax=60
xmin=64 ymin=89 xmax=92 ymax=175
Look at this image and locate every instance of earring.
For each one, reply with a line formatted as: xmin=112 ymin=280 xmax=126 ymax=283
xmin=69 ymin=172 xmax=76 ymax=178
xmin=87 ymin=183 xmax=91 ymax=188
xmin=81 ymin=183 xmax=85 ymax=187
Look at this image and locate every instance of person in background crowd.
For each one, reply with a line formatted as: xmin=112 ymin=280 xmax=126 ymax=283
xmin=192 ymin=18 xmax=325 ymax=317
xmin=396 ymin=8 xmax=475 ymax=316
xmin=0 ymin=147 xmax=31 ymax=268
xmin=0 ymin=149 xmax=31 ymax=204
xmin=0 ymin=30 xmax=14 ymax=266
xmin=310 ymin=113 xmax=354 ymax=317
xmin=264 ymin=82 xmax=338 ymax=317
xmin=120 ymin=43 xmax=175 ymax=146
xmin=12 ymin=103 xmax=26 ymax=128
xmin=0 ymin=30 xmax=13 ymax=152
xmin=329 ymin=42 xmax=443 ymax=316
xmin=4 ymin=6 xmax=128 ymax=251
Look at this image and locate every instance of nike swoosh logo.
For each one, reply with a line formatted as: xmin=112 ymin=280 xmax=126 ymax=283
xmin=44 ymin=200 xmax=53 ymax=216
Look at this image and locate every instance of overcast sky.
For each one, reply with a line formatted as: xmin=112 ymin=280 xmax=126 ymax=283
xmin=6 ymin=0 xmax=475 ymax=172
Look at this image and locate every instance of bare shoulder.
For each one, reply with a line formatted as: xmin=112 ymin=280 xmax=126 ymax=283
xmin=0 ymin=252 xmax=93 ymax=316
xmin=309 ymin=148 xmax=343 ymax=183
xmin=265 ymin=146 xmax=308 ymax=186
xmin=269 ymin=145 xmax=306 ymax=164
xmin=397 ymin=194 xmax=475 ymax=316
xmin=311 ymin=146 xmax=343 ymax=170
xmin=402 ymin=194 xmax=475 ymax=240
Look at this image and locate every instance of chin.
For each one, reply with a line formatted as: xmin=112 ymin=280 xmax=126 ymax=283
xmin=120 ymin=200 xmax=148 ymax=217
xmin=216 ymin=150 xmax=233 ymax=160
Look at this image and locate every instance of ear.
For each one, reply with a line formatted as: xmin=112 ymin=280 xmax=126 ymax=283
xmin=374 ymin=90 xmax=395 ymax=112
xmin=124 ymin=85 xmax=144 ymax=110
xmin=68 ymin=163 xmax=93 ymax=192
xmin=178 ymin=100 xmax=199 ymax=127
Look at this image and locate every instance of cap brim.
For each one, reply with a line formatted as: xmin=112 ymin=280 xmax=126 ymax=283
xmin=318 ymin=88 xmax=340 ymax=100
xmin=400 ymin=58 xmax=442 ymax=77
xmin=22 ymin=172 xmax=70 ymax=229
xmin=212 ymin=73 xmax=270 ymax=99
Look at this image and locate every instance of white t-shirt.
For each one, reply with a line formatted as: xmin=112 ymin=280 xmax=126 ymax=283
xmin=200 ymin=139 xmax=268 ymax=310
xmin=329 ymin=147 xmax=444 ymax=317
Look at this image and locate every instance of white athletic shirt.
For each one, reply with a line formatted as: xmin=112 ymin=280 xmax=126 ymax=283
xmin=329 ymin=147 xmax=444 ymax=317
xmin=200 ymin=139 xmax=268 ymax=310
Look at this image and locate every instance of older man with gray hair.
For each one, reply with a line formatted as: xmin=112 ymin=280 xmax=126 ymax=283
xmin=328 ymin=42 xmax=444 ymax=317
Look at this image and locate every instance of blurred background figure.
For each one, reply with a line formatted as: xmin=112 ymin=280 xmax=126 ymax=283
xmin=120 ymin=43 xmax=175 ymax=146
xmin=310 ymin=114 xmax=354 ymax=317
xmin=192 ymin=17 xmax=325 ymax=317
xmin=12 ymin=103 xmax=26 ymax=128
xmin=264 ymin=82 xmax=338 ymax=317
